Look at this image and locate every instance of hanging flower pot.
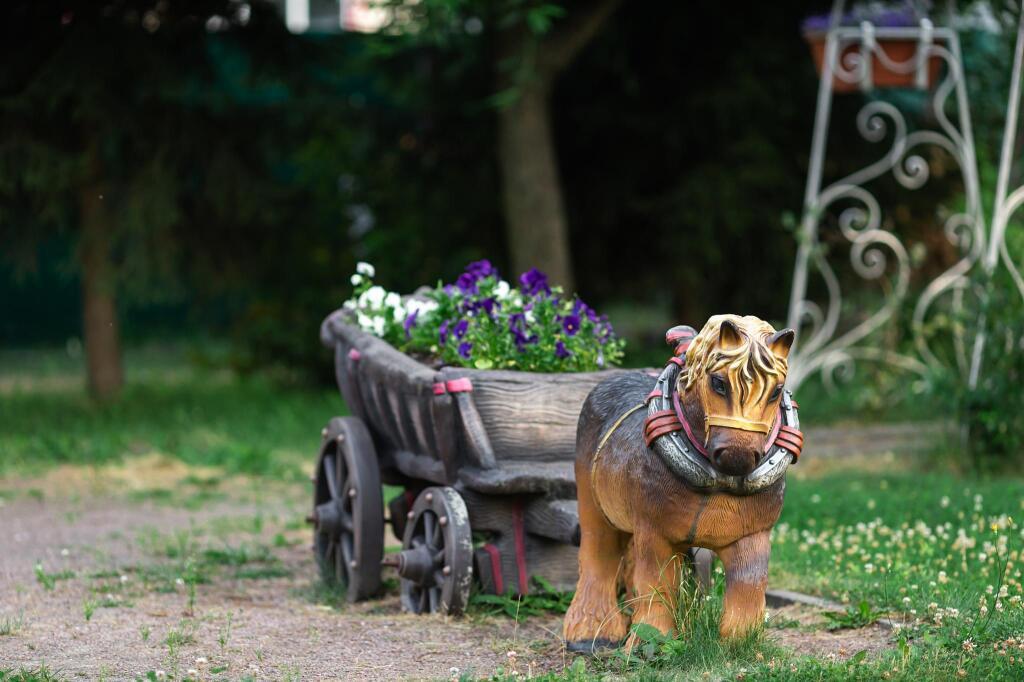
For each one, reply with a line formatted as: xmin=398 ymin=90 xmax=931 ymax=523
xmin=801 ymin=10 xmax=943 ymax=92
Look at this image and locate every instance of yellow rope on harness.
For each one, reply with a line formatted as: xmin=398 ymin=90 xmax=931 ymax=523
xmin=593 ymin=402 xmax=646 ymax=460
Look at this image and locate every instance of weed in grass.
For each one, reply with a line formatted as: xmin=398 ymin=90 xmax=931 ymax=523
xmin=0 ymin=665 xmax=63 ymax=682
xmin=33 ymin=563 xmax=74 ymax=591
xmin=140 ymin=624 xmax=151 ymax=642
xmin=469 ymin=576 xmax=573 ymax=620
xmin=0 ymin=612 xmax=24 ymax=635
xmin=293 ymin=579 xmax=347 ymax=609
xmin=822 ymin=599 xmax=886 ymax=630
xmin=82 ymin=598 xmax=97 ymax=621
xmin=218 ymin=612 xmax=233 ymax=652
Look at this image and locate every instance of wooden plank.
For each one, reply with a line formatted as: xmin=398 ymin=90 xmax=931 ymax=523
xmin=461 ymin=368 xmax=636 ymax=463
xmin=525 ymin=498 xmax=579 ymax=545
xmin=459 ymin=461 xmax=575 ymax=497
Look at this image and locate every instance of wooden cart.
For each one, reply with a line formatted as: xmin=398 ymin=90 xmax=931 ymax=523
xmin=310 ymin=308 xmax=635 ymax=615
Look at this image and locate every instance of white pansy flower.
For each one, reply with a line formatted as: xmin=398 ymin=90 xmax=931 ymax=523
xmin=343 ymin=299 xmax=356 ymax=310
xmin=384 ymin=292 xmax=402 ymax=308
xmin=393 ymin=305 xmax=407 ymax=322
xmin=357 ymin=313 xmax=374 ymax=331
xmin=351 ymin=274 xmax=362 ymax=286
xmin=372 ymin=317 xmax=386 ymax=336
xmin=356 ymin=262 xmax=375 ymax=277
xmin=494 ymin=280 xmax=511 ymax=299
xmin=360 ymin=286 xmax=386 ymax=308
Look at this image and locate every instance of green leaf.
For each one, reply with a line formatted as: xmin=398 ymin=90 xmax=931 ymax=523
xmin=630 ymin=623 xmax=665 ymax=644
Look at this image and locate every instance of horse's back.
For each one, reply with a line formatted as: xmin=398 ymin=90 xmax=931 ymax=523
xmin=576 ymin=371 xmax=656 ymax=456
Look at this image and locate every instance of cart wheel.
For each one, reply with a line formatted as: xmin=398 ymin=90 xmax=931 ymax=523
xmin=311 ymin=416 xmax=383 ymax=601
xmin=395 ymin=487 xmax=473 ymax=615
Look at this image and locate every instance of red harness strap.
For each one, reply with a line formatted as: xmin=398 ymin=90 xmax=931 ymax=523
xmin=774 ymin=425 xmax=804 ymax=462
xmin=643 ymin=409 xmax=683 ymax=446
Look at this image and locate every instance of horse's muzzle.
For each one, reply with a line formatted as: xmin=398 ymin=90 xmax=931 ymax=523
xmin=712 ymin=445 xmax=759 ymax=476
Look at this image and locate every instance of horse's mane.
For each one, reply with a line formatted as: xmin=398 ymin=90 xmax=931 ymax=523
xmin=683 ymin=315 xmax=789 ymax=405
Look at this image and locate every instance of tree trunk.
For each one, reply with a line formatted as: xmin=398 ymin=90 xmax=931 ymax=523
xmin=80 ymin=182 xmax=123 ymax=401
xmin=495 ymin=0 xmax=622 ymax=292
xmin=497 ymin=80 xmax=575 ymax=291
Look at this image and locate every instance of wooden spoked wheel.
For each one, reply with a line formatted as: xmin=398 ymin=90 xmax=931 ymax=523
xmin=312 ymin=416 xmax=383 ymax=601
xmin=397 ymin=487 xmax=473 ymax=615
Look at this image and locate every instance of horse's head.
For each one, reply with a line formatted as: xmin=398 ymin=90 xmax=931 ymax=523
xmin=680 ymin=315 xmax=794 ymax=477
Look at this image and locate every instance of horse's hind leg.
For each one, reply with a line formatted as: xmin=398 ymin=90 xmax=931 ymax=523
xmin=564 ymin=457 xmax=628 ymax=652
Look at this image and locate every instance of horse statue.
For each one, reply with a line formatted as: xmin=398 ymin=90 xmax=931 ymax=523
xmin=563 ymin=314 xmax=804 ymax=652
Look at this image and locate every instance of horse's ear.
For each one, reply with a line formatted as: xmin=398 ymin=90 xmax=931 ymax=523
xmin=768 ymin=328 xmax=796 ymax=358
xmin=718 ymin=319 xmax=744 ymax=350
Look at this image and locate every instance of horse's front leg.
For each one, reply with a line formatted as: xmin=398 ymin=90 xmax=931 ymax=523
xmin=716 ymin=531 xmax=771 ymax=639
xmin=564 ymin=458 xmax=629 ymax=652
xmin=626 ymin=528 xmax=681 ymax=649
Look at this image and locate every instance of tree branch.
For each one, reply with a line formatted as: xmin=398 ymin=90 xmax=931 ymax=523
xmin=539 ymin=0 xmax=623 ymax=78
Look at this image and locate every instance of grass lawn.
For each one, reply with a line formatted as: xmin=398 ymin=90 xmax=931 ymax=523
xmin=0 ymin=345 xmax=343 ymax=481
xmin=2 ymin=346 xmax=1022 ymax=680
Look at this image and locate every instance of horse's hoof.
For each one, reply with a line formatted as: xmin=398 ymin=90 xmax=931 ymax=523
xmin=565 ymin=638 xmax=620 ymax=654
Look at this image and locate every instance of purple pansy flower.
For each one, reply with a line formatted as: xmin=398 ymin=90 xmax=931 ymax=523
xmin=465 ymin=259 xmax=497 ymax=279
xmin=455 ymin=259 xmax=499 ymax=294
xmin=453 ymin=319 xmax=469 ymax=339
xmin=439 ymin=320 xmax=450 ymax=345
xmin=573 ymin=298 xmax=599 ymax=322
xmin=519 ymin=268 xmax=551 ymax=296
xmin=555 ymin=341 xmax=571 ymax=358
xmin=562 ymin=314 xmax=580 ymax=336
xmin=456 ymin=272 xmax=479 ymax=294
xmin=404 ymin=310 xmax=419 ymax=339
xmin=458 ymin=342 xmax=473 ymax=359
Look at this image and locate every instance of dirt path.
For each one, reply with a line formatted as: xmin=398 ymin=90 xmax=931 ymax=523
xmin=0 ymin=460 xmax=891 ymax=680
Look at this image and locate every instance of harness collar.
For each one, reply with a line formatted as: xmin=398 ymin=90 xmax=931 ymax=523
xmin=639 ymin=324 xmax=805 ymax=495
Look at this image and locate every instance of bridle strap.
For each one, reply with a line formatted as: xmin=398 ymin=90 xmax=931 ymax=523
xmin=705 ymin=414 xmax=773 ymax=435
xmin=673 ymin=381 xmax=782 ymax=458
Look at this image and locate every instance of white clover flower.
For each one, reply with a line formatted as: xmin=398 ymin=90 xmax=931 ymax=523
xmin=187 ymin=669 xmax=198 ymax=677
xmin=356 ymin=262 xmax=375 ymax=277
xmin=351 ymin=274 xmax=363 ymax=286
xmin=941 ymin=496 xmax=950 ymax=508
xmin=939 ymin=571 xmax=949 ymax=583
xmin=195 ymin=656 xmax=208 ymax=664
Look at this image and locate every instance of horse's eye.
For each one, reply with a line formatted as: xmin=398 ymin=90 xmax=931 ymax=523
xmin=710 ymin=375 xmax=727 ymax=396
xmin=770 ymin=385 xmax=784 ymax=402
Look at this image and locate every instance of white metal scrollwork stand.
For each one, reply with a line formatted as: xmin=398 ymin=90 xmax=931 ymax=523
xmin=786 ymin=0 xmax=988 ymax=390
xmin=968 ymin=3 xmax=1024 ymax=388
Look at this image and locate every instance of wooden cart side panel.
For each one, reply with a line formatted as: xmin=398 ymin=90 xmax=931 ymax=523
xmin=333 ymin=341 xmax=366 ymax=421
xmin=456 ymin=369 xmax=633 ymax=462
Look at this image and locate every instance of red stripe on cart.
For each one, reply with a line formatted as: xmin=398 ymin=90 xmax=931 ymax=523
xmin=348 ymin=348 xmax=361 ymax=361
xmin=433 ymin=378 xmax=474 ymax=395
xmin=481 ymin=543 xmax=504 ymax=595
xmin=511 ymin=501 xmax=529 ymax=595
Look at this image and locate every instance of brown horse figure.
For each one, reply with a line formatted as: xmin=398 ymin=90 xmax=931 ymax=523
xmin=563 ymin=314 xmax=803 ymax=652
